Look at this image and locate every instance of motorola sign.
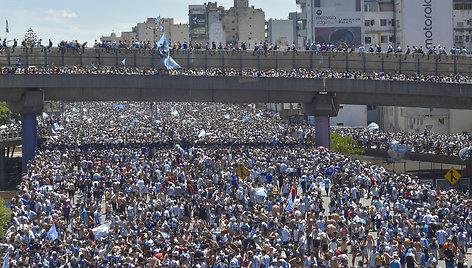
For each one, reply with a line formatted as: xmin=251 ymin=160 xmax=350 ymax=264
xmin=400 ymin=0 xmax=453 ymax=49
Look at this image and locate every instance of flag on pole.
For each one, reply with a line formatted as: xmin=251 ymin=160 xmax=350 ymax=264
xmin=2 ymin=251 xmax=8 ymax=268
xmin=157 ymin=16 xmax=163 ymax=32
xmin=47 ymin=223 xmax=59 ymax=242
xmin=122 ymin=59 xmax=126 ymax=65
xmin=5 ymin=20 xmax=8 ymax=33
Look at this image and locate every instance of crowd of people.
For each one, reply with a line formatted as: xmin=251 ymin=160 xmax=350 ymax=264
xmin=1 ymin=66 xmax=472 ymax=84
xmin=334 ymin=128 xmax=472 ymax=157
xmin=0 ymin=101 xmax=471 ymax=268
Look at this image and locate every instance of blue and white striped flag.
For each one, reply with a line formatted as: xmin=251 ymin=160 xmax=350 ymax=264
xmin=5 ymin=20 xmax=8 ymax=33
xmin=2 ymin=250 xmax=8 ymax=268
xmin=122 ymin=59 xmax=126 ymax=65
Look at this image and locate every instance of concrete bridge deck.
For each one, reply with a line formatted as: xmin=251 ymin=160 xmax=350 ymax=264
xmin=0 ymin=74 xmax=470 ymax=109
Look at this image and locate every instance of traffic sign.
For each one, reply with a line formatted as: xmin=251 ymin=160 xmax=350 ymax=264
xmin=236 ymin=165 xmax=250 ymax=180
xmin=444 ymin=168 xmax=461 ymax=185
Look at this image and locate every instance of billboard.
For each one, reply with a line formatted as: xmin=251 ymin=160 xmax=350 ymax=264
xmin=190 ymin=13 xmax=206 ymax=38
xmin=313 ymin=0 xmax=364 ymax=47
xmin=400 ymin=0 xmax=453 ymax=50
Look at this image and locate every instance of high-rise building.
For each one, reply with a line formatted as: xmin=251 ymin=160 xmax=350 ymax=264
xmin=363 ymin=0 xmax=395 ymax=47
xmin=206 ymin=2 xmax=226 ymax=45
xmin=453 ymin=0 xmax=472 ymax=51
xmin=223 ymin=0 xmax=265 ymax=48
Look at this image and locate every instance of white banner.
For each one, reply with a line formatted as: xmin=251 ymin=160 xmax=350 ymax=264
xmin=400 ymin=0 xmax=453 ymax=49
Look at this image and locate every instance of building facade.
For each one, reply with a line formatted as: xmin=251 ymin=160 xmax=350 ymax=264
xmin=267 ymin=19 xmax=294 ymax=46
xmin=453 ymin=0 xmax=472 ymax=51
xmin=100 ymin=18 xmax=189 ymax=46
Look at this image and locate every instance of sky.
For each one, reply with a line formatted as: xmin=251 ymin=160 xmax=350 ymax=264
xmin=0 ymin=0 xmax=298 ymax=45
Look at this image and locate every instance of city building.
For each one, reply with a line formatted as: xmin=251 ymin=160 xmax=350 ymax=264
xmin=363 ymin=0 xmax=395 ymax=46
xmin=267 ymin=19 xmax=294 ymax=46
xmin=100 ymin=18 xmax=189 ymax=46
xmin=222 ymin=0 xmax=265 ymax=48
xmin=453 ymin=0 xmax=472 ymax=51
xmin=206 ymin=2 xmax=226 ymax=45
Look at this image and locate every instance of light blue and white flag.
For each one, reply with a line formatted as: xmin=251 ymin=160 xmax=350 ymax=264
xmin=122 ymin=59 xmax=126 ymax=65
xmin=72 ymin=107 xmax=79 ymax=113
xmin=171 ymin=108 xmax=179 ymax=117
xmin=163 ymin=55 xmax=181 ymax=70
xmin=2 ymin=250 xmax=8 ymax=268
xmin=92 ymin=222 xmax=110 ymax=240
xmin=47 ymin=223 xmax=59 ymax=242
xmin=5 ymin=20 xmax=8 ymax=34
xmin=157 ymin=33 xmax=168 ymax=54
xmin=224 ymin=114 xmax=230 ymax=119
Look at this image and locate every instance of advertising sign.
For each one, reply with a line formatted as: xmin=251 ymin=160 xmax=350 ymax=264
xmin=190 ymin=14 xmax=206 ymax=38
xmin=314 ymin=0 xmax=364 ymax=47
xmin=401 ymin=0 xmax=453 ymax=49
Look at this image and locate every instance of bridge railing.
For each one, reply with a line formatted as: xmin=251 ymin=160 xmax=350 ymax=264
xmin=0 ymin=47 xmax=471 ymax=75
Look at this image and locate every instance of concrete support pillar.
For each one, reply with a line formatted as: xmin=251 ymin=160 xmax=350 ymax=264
xmin=7 ymin=89 xmax=43 ymax=173
xmin=315 ymin=115 xmax=330 ymax=149
xmin=21 ymin=114 xmax=37 ymax=172
xmin=303 ymin=92 xmax=339 ymax=150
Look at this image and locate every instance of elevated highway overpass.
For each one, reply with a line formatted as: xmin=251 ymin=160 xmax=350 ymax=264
xmin=1 ymin=47 xmax=472 ymax=171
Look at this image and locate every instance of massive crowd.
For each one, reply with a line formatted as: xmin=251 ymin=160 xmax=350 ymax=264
xmin=1 ymin=66 xmax=472 ymax=84
xmin=334 ymin=128 xmax=472 ymax=157
xmin=0 ymin=101 xmax=471 ymax=268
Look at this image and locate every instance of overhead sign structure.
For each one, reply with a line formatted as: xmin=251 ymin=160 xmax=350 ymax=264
xmin=236 ymin=165 xmax=250 ymax=180
xmin=444 ymin=168 xmax=461 ymax=185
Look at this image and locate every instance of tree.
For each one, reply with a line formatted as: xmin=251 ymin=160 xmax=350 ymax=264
xmin=0 ymin=198 xmax=11 ymax=238
xmin=0 ymin=102 xmax=20 ymax=125
xmin=330 ymin=133 xmax=365 ymax=155
xmin=23 ymin=27 xmax=38 ymax=48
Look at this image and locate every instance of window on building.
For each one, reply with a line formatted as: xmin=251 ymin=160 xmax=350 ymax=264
xmin=380 ymin=19 xmax=387 ymax=26
xmin=367 ymin=105 xmax=376 ymax=111
xmin=364 ymin=4 xmax=379 ymax=12
xmin=337 ymin=123 xmax=344 ymax=126
xmin=370 ymin=20 xmax=375 ymax=26
xmin=439 ymin=118 xmax=445 ymax=125
xmin=389 ymin=36 xmax=395 ymax=43
xmin=467 ymin=36 xmax=470 ymax=43
xmin=381 ymin=35 xmax=388 ymax=43
xmin=458 ymin=22 xmax=464 ymax=28
xmin=365 ymin=37 xmax=372 ymax=44
xmin=365 ymin=20 xmax=371 ymax=27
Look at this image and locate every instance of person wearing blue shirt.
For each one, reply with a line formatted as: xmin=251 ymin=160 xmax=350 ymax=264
xmin=390 ymin=255 xmax=402 ymax=268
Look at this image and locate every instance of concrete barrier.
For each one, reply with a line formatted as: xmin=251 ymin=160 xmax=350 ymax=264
xmin=2 ymin=48 xmax=471 ymax=75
